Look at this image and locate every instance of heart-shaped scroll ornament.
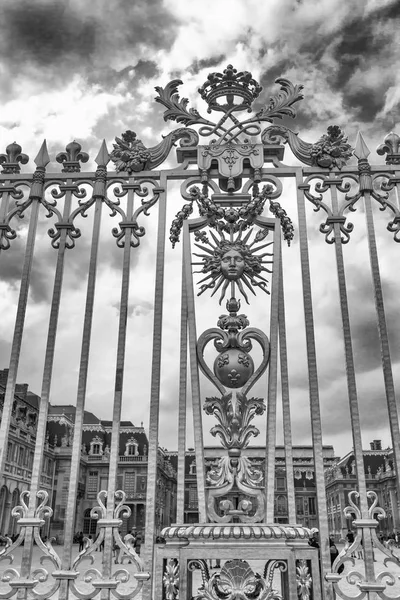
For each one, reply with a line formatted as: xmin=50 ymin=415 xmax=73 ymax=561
xmin=197 ymin=298 xmax=270 ymax=523
xmin=197 ymin=298 xmax=270 ymax=396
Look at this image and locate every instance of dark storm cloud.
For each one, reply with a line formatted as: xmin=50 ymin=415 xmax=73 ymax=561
xmin=0 ymin=0 xmax=178 ymax=95
xmin=330 ymin=4 xmax=400 ymax=121
xmin=0 ymin=2 xmax=96 ymax=69
xmin=188 ymin=55 xmax=226 ymax=76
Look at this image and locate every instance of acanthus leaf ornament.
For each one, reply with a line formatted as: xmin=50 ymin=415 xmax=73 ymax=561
xmin=256 ymin=78 xmax=304 ymax=121
xmin=155 ymin=79 xmax=214 ymax=126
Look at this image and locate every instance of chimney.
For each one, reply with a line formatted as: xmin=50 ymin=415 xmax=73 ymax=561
xmin=370 ymin=440 xmax=382 ymax=450
xmin=15 ymin=383 xmax=28 ymax=401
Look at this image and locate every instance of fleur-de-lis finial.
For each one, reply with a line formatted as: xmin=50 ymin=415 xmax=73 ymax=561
xmin=0 ymin=141 xmax=29 ymax=174
xmin=377 ymin=131 xmax=400 ymax=164
xmin=56 ymin=140 xmax=89 ymax=172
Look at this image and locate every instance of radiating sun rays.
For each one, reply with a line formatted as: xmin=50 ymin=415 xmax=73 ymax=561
xmin=192 ymin=228 xmax=273 ymax=304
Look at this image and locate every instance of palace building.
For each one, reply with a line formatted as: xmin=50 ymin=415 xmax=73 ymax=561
xmin=0 ymin=369 xmax=397 ymax=542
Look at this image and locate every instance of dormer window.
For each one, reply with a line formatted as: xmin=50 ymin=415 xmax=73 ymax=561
xmin=89 ymin=436 xmax=103 ymax=456
xmin=124 ymin=437 xmax=139 ymax=456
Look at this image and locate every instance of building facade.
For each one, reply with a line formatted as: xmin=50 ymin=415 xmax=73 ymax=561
xmin=325 ymin=439 xmax=399 ymax=539
xmin=1 ymin=370 xmax=398 ymax=541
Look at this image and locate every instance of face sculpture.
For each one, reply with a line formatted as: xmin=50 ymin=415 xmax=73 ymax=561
xmin=220 ymin=249 xmax=245 ymax=281
xmin=193 ymin=235 xmax=273 ymax=304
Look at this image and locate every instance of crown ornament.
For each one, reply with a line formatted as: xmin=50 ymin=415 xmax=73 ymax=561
xmin=198 ymin=64 xmax=263 ymax=113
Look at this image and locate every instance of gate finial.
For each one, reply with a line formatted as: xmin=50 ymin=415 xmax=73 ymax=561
xmin=95 ymin=139 xmax=110 ymax=166
xmin=354 ymin=131 xmax=370 ymax=160
xmin=34 ymin=140 xmax=50 ymax=168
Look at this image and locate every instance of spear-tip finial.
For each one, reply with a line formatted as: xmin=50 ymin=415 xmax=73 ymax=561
xmin=95 ymin=140 xmax=110 ymax=167
xmin=354 ymin=132 xmax=370 ymax=161
xmin=34 ymin=140 xmax=50 ymax=168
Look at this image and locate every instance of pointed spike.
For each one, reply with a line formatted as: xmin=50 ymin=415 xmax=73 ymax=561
xmin=95 ymin=140 xmax=110 ymax=166
xmin=354 ymin=132 xmax=370 ymax=160
xmin=34 ymin=140 xmax=50 ymax=168
xmin=242 ymin=229 xmax=252 ymax=245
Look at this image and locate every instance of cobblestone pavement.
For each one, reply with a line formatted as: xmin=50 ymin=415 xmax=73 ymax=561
xmin=0 ymin=544 xmax=399 ymax=599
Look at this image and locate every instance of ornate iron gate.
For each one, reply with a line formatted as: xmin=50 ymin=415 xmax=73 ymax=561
xmin=0 ymin=64 xmax=399 ymax=600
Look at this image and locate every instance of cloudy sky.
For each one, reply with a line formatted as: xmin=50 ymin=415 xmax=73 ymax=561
xmin=0 ymin=0 xmax=400 ymax=457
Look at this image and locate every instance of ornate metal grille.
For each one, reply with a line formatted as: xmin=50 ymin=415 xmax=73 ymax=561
xmin=0 ymin=64 xmax=399 ymax=600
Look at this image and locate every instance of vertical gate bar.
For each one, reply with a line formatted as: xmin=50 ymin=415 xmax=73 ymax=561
xmin=330 ymin=184 xmax=375 ymax=574
xmin=265 ymin=221 xmax=281 ymax=523
xmin=364 ymin=191 xmax=400 ymax=503
xmin=143 ymin=172 xmax=167 ymax=600
xmin=330 ymin=187 xmax=368 ymax=506
xmin=177 ymin=256 xmax=188 ymax=525
xmin=182 ymin=220 xmax=206 ymax=523
xmin=102 ymin=181 xmax=138 ymax=598
xmin=278 ymin=246 xmax=296 ymax=523
xmin=296 ymin=174 xmax=331 ymax=599
xmin=59 ymin=147 xmax=109 ymax=600
xmin=0 ymin=142 xmax=49 ymax=475
xmin=18 ymin=178 xmax=74 ymax=594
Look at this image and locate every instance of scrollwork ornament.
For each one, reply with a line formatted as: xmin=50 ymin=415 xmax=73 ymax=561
xmin=262 ymin=124 xmax=353 ymax=170
xmin=188 ymin=558 xmax=282 ymax=600
xmin=112 ymin=181 xmax=163 ymax=248
xmin=110 ymin=128 xmax=199 ymax=173
xmin=301 ymin=173 xmax=359 ymax=244
xmin=70 ymin=490 xmax=149 ymax=600
xmin=0 ymin=490 xmax=62 ymax=600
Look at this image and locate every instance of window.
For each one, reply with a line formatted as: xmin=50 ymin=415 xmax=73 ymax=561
xmin=308 ymin=497 xmax=316 ymax=515
xmin=89 ymin=436 xmax=103 ymax=456
xmin=87 ymin=471 xmax=98 ymax=495
xmin=189 ymin=486 xmax=198 ymax=506
xmin=276 ymin=495 xmax=287 ymax=514
xmin=83 ymin=508 xmax=98 ymax=535
xmin=296 ymin=497 xmax=304 ymax=515
xmin=124 ymin=437 xmax=139 ymax=456
xmin=125 ymin=472 xmax=136 ymax=497
xmin=276 ymin=477 xmax=286 ymax=491
xmin=6 ymin=443 xmax=13 ymax=461
xmin=18 ymin=447 xmax=24 ymax=466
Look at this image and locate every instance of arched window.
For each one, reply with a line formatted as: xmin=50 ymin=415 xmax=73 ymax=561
xmin=89 ymin=436 xmax=103 ymax=456
xmin=124 ymin=437 xmax=139 ymax=457
xmin=276 ymin=495 xmax=287 ymax=514
xmin=83 ymin=508 xmax=98 ymax=535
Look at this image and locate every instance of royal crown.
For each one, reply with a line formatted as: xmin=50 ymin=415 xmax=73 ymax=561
xmin=198 ymin=64 xmax=263 ymax=113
